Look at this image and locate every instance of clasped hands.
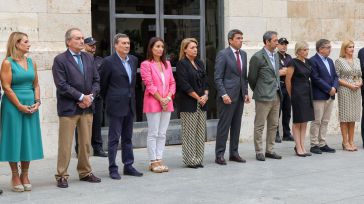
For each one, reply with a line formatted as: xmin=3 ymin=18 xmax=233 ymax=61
xmin=348 ymin=82 xmax=363 ymax=91
xmin=78 ymin=94 xmax=93 ymax=109
xmin=19 ymin=102 xmax=40 ymax=114
xmin=198 ymin=95 xmax=208 ymax=107
xmin=160 ymin=97 xmax=170 ymax=111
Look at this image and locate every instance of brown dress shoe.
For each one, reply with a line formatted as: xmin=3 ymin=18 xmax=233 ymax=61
xmin=215 ymin=156 xmax=227 ymax=165
xmin=80 ymin=173 xmax=101 ymax=183
xmin=57 ymin=177 xmax=68 ymax=188
xmin=229 ymin=155 xmax=246 ymax=163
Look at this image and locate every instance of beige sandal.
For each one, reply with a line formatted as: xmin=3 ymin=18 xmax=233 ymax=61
xmin=149 ymin=161 xmax=163 ymax=173
xmin=21 ymin=168 xmax=32 ymax=191
xmin=11 ymin=170 xmax=24 ymax=192
xmin=157 ymin=160 xmax=169 ymax=172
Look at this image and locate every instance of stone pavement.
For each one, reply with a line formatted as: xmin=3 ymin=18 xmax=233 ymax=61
xmin=1 ymin=135 xmax=364 ymax=204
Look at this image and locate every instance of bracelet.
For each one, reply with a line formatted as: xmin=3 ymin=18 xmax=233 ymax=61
xmin=35 ymin=99 xmax=41 ymax=105
xmin=166 ymin=96 xmax=172 ymax=101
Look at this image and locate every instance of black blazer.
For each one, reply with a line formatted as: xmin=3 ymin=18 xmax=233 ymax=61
xmin=100 ymin=53 xmax=137 ymax=117
xmin=176 ymin=58 xmax=208 ymax=112
xmin=52 ymin=50 xmax=100 ymax=116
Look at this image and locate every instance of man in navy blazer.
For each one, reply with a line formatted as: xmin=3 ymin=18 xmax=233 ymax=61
xmin=100 ymin=33 xmax=143 ymax=180
xmin=52 ymin=28 xmax=101 ymax=188
xmin=309 ymin=39 xmax=339 ymax=154
xmin=357 ymin=47 xmax=364 ymax=148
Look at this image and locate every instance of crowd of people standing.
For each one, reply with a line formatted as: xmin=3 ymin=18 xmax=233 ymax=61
xmin=0 ymin=28 xmax=363 ymax=193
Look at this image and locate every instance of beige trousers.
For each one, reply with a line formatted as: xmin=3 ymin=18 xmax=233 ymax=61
xmin=55 ymin=113 xmax=93 ymax=180
xmin=309 ymin=99 xmax=334 ymax=147
xmin=253 ymin=93 xmax=281 ymax=154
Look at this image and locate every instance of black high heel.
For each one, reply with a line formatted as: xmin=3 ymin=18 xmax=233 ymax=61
xmin=294 ymin=146 xmax=306 ymax=157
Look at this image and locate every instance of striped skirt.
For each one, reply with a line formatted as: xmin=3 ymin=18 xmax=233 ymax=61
xmin=180 ymin=104 xmax=206 ymax=166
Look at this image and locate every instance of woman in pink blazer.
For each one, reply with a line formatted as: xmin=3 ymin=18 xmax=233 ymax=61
xmin=140 ymin=37 xmax=176 ymax=173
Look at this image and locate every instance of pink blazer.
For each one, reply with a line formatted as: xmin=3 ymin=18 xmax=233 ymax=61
xmin=140 ymin=60 xmax=176 ymax=113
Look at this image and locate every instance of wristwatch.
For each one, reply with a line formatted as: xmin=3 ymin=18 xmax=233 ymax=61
xmin=35 ymin=99 xmax=41 ymax=105
xmin=167 ymin=96 xmax=172 ymax=101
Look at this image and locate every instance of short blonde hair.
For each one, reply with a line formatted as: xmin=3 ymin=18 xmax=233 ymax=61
xmin=339 ymin=40 xmax=354 ymax=58
xmin=178 ymin=38 xmax=198 ymax=60
xmin=6 ymin=32 xmax=28 ymax=59
xmin=294 ymin=41 xmax=309 ymax=56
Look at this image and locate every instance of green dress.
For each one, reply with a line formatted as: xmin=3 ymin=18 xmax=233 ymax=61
xmin=0 ymin=57 xmax=43 ymax=162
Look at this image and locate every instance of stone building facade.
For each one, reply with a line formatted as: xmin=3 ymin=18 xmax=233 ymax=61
xmin=0 ymin=0 xmax=363 ymax=157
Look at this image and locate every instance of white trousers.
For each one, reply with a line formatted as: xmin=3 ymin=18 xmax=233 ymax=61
xmin=146 ymin=112 xmax=171 ymax=161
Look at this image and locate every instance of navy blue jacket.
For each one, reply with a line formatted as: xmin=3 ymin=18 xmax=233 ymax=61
xmin=309 ymin=53 xmax=339 ymax=100
xmin=52 ymin=50 xmax=100 ymax=116
xmin=100 ymin=53 xmax=137 ymax=117
xmin=357 ymin=48 xmax=364 ymax=91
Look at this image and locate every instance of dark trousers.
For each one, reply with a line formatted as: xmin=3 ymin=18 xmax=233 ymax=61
xmin=108 ymin=109 xmax=134 ymax=173
xmin=280 ymin=87 xmax=292 ymax=137
xmin=75 ymin=97 xmax=104 ymax=153
xmin=361 ymin=90 xmax=364 ymax=145
xmin=215 ymin=94 xmax=244 ymax=157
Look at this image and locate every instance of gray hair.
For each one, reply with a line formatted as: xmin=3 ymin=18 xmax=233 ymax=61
xmin=65 ymin=28 xmax=81 ymax=47
xmin=316 ymin=39 xmax=330 ymax=52
xmin=227 ymin=29 xmax=243 ymax=44
xmin=295 ymin=41 xmax=309 ymax=56
xmin=263 ymin=31 xmax=278 ymax=44
xmin=113 ymin=33 xmax=129 ymax=45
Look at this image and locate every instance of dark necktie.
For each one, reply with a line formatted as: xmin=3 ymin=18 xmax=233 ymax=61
xmin=73 ymin=54 xmax=84 ymax=74
xmin=235 ymin=50 xmax=242 ymax=74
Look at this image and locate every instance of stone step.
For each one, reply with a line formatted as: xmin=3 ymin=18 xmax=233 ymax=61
xmin=100 ymin=119 xmax=218 ymax=150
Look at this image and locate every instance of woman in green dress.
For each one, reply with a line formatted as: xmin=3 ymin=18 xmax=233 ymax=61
xmin=0 ymin=32 xmax=43 ymax=192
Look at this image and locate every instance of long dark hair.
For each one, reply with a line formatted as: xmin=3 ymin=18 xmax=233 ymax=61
xmin=146 ymin=37 xmax=167 ymax=68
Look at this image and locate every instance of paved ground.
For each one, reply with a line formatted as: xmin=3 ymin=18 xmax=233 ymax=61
xmin=0 ymin=134 xmax=364 ymax=204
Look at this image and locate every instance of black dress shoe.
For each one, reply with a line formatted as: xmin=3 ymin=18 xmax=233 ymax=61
xmin=0 ymin=189 xmax=2 ymax=195
xmin=196 ymin=164 xmax=204 ymax=168
xmin=94 ymin=150 xmax=108 ymax=157
xmin=80 ymin=173 xmax=101 ymax=183
xmin=215 ymin=156 xmax=227 ymax=165
xmin=124 ymin=166 xmax=143 ymax=177
xmin=187 ymin=165 xmax=198 ymax=169
xmin=109 ymin=172 xmax=121 ymax=180
xmin=282 ymin=134 xmax=294 ymax=141
xmin=265 ymin=152 xmax=282 ymax=159
xmin=275 ymin=131 xmax=282 ymax=143
xmin=310 ymin=146 xmax=322 ymax=154
xmin=229 ymin=155 xmax=246 ymax=163
xmin=57 ymin=177 xmax=68 ymax=188
xmin=320 ymin=145 xmax=336 ymax=153
xmin=256 ymin=153 xmax=265 ymax=161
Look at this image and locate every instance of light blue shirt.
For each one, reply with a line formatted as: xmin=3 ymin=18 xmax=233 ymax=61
xmin=264 ymin=47 xmax=276 ymax=70
xmin=318 ymin=53 xmax=331 ymax=75
xmin=69 ymin=49 xmax=85 ymax=101
xmin=116 ymin=53 xmax=132 ymax=84
xmin=69 ymin=49 xmax=83 ymax=68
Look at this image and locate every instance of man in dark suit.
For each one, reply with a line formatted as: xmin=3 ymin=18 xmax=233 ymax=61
xmin=357 ymin=47 xmax=364 ymax=148
xmin=100 ymin=33 xmax=143 ymax=179
xmin=248 ymin=31 xmax=282 ymax=161
xmin=309 ymin=39 xmax=339 ymax=154
xmin=214 ymin=29 xmax=250 ymax=165
xmin=74 ymin=37 xmax=107 ymax=157
xmin=52 ymin=28 xmax=101 ymax=188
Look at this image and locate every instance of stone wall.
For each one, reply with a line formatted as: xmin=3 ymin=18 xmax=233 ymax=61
xmin=0 ymin=0 xmax=92 ymax=157
xmin=225 ymin=0 xmax=364 ymax=141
